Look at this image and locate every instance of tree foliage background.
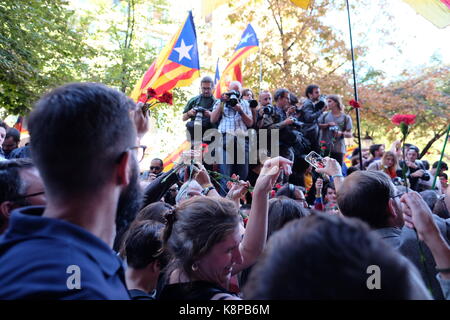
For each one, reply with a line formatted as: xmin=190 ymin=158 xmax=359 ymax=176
xmin=0 ymin=0 xmax=448 ymax=157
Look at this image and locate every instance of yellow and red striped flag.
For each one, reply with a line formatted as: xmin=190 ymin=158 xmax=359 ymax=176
xmin=215 ymin=24 xmax=259 ymax=98
xmin=402 ymin=0 xmax=450 ymax=28
xmin=130 ymin=11 xmax=200 ymax=102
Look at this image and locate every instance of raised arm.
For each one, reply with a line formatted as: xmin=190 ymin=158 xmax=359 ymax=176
xmin=232 ymin=156 xmax=293 ymax=274
xmin=315 ymin=157 xmax=344 ymax=192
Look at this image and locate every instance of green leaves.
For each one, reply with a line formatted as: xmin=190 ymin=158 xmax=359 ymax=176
xmin=0 ymin=0 xmax=93 ymax=114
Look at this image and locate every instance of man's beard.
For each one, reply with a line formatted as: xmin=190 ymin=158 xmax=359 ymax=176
xmin=113 ymin=160 xmax=142 ymax=251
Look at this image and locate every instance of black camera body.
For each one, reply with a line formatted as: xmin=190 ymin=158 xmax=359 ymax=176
xmin=193 ymin=106 xmax=207 ymax=114
xmin=224 ymin=90 xmax=240 ymax=107
xmin=263 ymin=105 xmax=274 ymax=116
xmin=289 ymin=117 xmax=304 ymax=130
xmin=249 ymin=99 xmax=258 ymax=109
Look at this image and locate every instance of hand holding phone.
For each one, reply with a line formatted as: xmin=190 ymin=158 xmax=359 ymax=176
xmin=305 ymin=151 xmax=326 ymax=169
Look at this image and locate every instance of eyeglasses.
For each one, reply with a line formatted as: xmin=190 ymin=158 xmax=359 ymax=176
xmin=117 ymin=145 xmax=146 ymax=163
xmin=390 ymin=192 xmax=405 ymax=200
xmin=150 ymin=166 xmax=162 ymax=171
xmin=129 ymin=145 xmax=146 ymax=163
xmin=10 ymin=191 xmax=45 ymax=202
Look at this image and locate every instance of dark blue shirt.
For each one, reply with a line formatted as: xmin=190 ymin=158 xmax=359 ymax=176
xmin=0 ymin=206 xmax=130 ymax=300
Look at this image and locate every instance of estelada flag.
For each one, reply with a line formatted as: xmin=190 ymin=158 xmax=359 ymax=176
xmin=215 ymin=24 xmax=259 ymax=98
xmin=130 ymin=11 xmax=200 ymax=102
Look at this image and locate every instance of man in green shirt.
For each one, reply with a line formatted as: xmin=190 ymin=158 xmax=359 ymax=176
xmin=183 ymin=76 xmax=217 ymax=144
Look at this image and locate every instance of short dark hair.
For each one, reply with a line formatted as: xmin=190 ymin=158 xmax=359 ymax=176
xmin=0 ymin=121 xmax=7 ymax=131
xmin=151 ymin=158 xmax=163 ymax=167
xmin=369 ymin=144 xmax=383 ymax=157
xmin=0 ymin=159 xmax=34 ymax=229
xmin=289 ymin=93 xmax=299 ymax=105
xmin=432 ymin=161 xmax=448 ymax=171
xmin=135 ymin=202 xmax=173 ymax=224
xmin=267 ymin=197 xmax=309 ymax=239
xmin=200 ymin=76 xmax=214 ymax=85
xmin=274 ymin=88 xmax=289 ymax=102
xmin=121 ymin=220 xmax=170 ymax=269
xmin=243 ymin=213 xmax=412 ymax=299
xmin=5 ymin=128 xmax=20 ymax=143
xmin=28 ymin=83 xmax=136 ymax=198
xmin=337 ymin=171 xmax=394 ymax=229
xmin=305 ymin=84 xmax=319 ymax=98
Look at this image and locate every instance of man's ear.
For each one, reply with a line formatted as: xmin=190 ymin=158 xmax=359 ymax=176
xmin=116 ymin=151 xmax=131 ymax=186
xmin=0 ymin=201 xmax=14 ymax=220
xmin=387 ymin=198 xmax=397 ymax=219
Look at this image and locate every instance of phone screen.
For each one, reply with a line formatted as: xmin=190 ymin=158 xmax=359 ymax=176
xmin=305 ymin=151 xmax=326 ymax=169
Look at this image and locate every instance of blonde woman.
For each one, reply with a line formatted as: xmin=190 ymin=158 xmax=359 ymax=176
xmin=368 ymin=151 xmax=398 ymax=179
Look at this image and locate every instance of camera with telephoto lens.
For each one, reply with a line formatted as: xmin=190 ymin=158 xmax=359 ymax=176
xmin=262 ymin=105 xmax=274 ymax=116
xmin=224 ymin=90 xmax=240 ymax=107
xmin=315 ymin=96 xmax=327 ymax=110
xmin=289 ymin=117 xmax=304 ymax=130
xmin=249 ymin=99 xmax=258 ymax=109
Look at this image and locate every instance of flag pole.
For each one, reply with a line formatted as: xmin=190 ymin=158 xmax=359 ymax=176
xmin=432 ymin=124 xmax=450 ymax=189
xmin=259 ymin=42 xmax=262 ymax=94
xmin=345 ymin=0 xmax=364 ymax=170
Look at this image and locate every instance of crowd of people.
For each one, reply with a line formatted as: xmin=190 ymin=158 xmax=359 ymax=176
xmin=0 ymin=80 xmax=449 ymax=300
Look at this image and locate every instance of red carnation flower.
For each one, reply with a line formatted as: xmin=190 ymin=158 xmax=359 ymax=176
xmin=147 ymin=88 xmax=157 ymax=98
xmin=321 ymin=146 xmax=327 ymax=150
xmin=320 ymin=140 xmax=326 ymax=144
xmin=349 ymin=99 xmax=361 ymax=109
xmin=158 ymin=91 xmax=173 ymax=105
xmin=391 ymin=114 xmax=416 ymax=126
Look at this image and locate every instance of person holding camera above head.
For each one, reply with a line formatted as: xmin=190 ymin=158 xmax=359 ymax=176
xmin=318 ymin=95 xmax=353 ymax=166
xmin=298 ymin=84 xmax=327 ymax=153
xmin=183 ymin=76 xmax=217 ymax=144
xmin=210 ymin=81 xmax=253 ymax=193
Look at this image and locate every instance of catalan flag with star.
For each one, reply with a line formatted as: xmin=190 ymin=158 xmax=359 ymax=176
xmin=215 ymin=24 xmax=259 ymax=98
xmin=130 ymin=11 xmax=200 ymax=103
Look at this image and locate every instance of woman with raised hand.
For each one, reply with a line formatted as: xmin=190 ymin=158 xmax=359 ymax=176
xmin=158 ymin=157 xmax=292 ymax=300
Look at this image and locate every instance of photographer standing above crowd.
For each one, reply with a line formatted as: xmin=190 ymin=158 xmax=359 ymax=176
xmin=299 ymin=84 xmax=327 ymax=153
xmin=182 ymin=76 xmax=217 ymax=144
xmin=318 ymin=95 xmax=353 ymax=166
xmin=210 ymin=81 xmax=253 ymax=192
xmin=256 ymin=88 xmax=300 ymax=161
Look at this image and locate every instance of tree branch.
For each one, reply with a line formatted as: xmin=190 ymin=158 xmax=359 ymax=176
xmin=419 ymin=125 xmax=448 ymax=159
